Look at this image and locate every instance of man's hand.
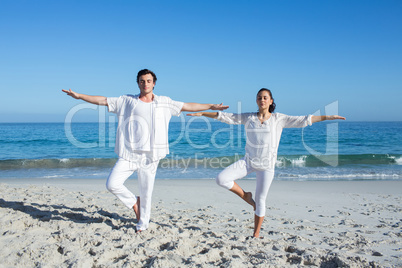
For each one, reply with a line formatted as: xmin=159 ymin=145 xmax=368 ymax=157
xmin=61 ymin=89 xmax=108 ymax=106
xmin=62 ymin=89 xmax=80 ymax=100
xmin=210 ymin=103 xmax=229 ymax=111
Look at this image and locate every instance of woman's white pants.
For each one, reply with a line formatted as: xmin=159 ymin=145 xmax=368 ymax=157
xmin=106 ymin=157 xmax=159 ymax=231
xmin=216 ymin=158 xmax=275 ymax=217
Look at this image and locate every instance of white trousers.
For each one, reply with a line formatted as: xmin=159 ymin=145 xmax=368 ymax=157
xmin=106 ymin=157 xmax=159 ymax=231
xmin=216 ymin=158 xmax=275 ymax=217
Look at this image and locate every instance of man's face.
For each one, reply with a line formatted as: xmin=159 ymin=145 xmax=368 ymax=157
xmin=137 ymin=74 xmax=155 ymax=94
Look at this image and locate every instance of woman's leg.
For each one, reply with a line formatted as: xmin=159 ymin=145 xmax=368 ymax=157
xmin=254 ymin=214 xmax=264 ymax=238
xmin=229 ymin=182 xmax=256 ymax=210
xmin=253 ymin=169 xmax=275 ymax=237
xmin=216 ymin=159 xmax=255 ymax=209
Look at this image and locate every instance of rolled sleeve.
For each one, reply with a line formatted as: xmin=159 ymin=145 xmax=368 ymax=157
xmin=169 ymin=99 xmax=184 ymax=117
xmin=217 ymin=111 xmax=223 ymax=120
xmin=216 ymin=111 xmax=235 ymax=124
xmin=279 ymin=113 xmax=311 ymax=128
xmin=307 ymin=114 xmax=312 ymax=126
xmin=107 ymin=97 xmax=119 ymax=113
xmin=216 ymin=112 xmax=246 ymax=125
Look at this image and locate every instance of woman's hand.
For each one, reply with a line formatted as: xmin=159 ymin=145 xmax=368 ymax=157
xmin=311 ymin=115 xmax=346 ymax=123
xmin=187 ymin=112 xmax=204 ymax=117
xmin=327 ymin=115 xmax=346 ymax=120
xmin=186 ymin=112 xmax=219 ymax=119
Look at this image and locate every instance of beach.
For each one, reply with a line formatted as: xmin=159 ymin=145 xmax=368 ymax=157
xmin=0 ymin=178 xmax=400 ymax=267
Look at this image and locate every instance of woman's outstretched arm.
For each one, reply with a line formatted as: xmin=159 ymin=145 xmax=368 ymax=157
xmin=311 ymin=115 xmax=346 ymax=124
xmin=181 ymin=103 xmax=228 ymax=112
xmin=187 ymin=112 xmax=219 ymax=119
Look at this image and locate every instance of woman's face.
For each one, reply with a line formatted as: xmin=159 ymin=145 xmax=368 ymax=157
xmin=256 ymin=90 xmax=273 ymax=110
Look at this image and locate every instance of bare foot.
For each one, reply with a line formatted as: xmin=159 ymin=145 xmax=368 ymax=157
xmin=247 ymin=234 xmax=261 ymax=239
xmin=243 ymin=192 xmax=256 ymax=211
xmin=133 ymin=197 xmax=140 ymax=220
xmin=134 ymin=226 xmax=142 ymax=234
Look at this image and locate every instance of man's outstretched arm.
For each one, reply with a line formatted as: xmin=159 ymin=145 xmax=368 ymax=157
xmin=181 ymin=103 xmax=228 ymax=112
xmin=62 ymin=89 xmax=108 ymax=106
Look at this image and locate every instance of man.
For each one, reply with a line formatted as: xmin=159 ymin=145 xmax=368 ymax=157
xmin=62 ymin=69 xmax=228 ymax=232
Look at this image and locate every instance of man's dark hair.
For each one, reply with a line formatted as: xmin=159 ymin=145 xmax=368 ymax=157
xmin=137 ymin=69 xmax=157 ymax=83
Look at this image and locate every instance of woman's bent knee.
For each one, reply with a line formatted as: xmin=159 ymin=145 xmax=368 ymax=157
xmin=215 ymin=175 xmax=223 ymax=187
xmin=215 ymin=175 xmax=233 ymax=190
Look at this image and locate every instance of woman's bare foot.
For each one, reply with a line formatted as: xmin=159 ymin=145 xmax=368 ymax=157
xmin=133 ymin=197 xmax=140 ymax=220
xmin=253 ymin=215 xmax=264 ymax=238
xmin=243 ymin=192 xmax=256 ymax=211
xmin=230 ymin=183 xmax=256 ymax=210
xmin=247 ymin=235 xmax=263 ymax=239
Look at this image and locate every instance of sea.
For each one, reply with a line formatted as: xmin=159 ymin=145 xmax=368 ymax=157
xmin=0 ymin=120 xmax=401 ymax=181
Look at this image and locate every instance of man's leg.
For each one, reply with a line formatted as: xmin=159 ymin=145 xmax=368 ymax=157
xmin=136 ymin=160 xmax=159 ymax=231
xmin=106 ymin=158 xmax=139 ymax=211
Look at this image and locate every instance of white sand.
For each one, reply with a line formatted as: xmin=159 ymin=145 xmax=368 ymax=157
xmin=0 ymin=178 xmax=401 ymax=267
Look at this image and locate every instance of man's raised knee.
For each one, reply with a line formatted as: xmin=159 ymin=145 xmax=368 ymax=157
xmin=106 ymin=182 xmax=119 ymax=193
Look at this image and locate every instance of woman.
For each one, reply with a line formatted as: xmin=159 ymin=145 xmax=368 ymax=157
xmin=188 ymin=88 xmax=345 ymax=238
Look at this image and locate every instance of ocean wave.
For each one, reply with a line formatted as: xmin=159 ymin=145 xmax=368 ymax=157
xmin=0 ymin=158 xmax=117 ymax=170
xmin=0 ymin=154 xmax=401 ymax=170
xmin=161 ymin=154 xmax=402 ymax=168
xmin=275 ymin=172 xmax=401 ymax=180
xmin=276 ymin=154 xmax=402 ymax=167
xmin=392 ymin=155 xmax=402 ymax=165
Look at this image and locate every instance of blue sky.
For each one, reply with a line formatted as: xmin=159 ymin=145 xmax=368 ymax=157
xmin=0 ymin=0 xmax=401 ymax=122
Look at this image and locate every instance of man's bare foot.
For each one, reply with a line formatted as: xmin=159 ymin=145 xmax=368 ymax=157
xmin=133 ymin=197 xmax=140 ymax=220
xmin=243 ymin=192 xmax=256 ymax=211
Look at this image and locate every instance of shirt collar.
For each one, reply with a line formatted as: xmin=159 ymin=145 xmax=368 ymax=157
xmin=133 ymin=93 xmax=159 ymax=102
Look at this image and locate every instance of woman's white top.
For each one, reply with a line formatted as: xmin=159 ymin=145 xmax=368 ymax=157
xmin=107 ymin=94 xmax=184 ymax=161
xmin=217 ymin=112 xmax=312 ymax=170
